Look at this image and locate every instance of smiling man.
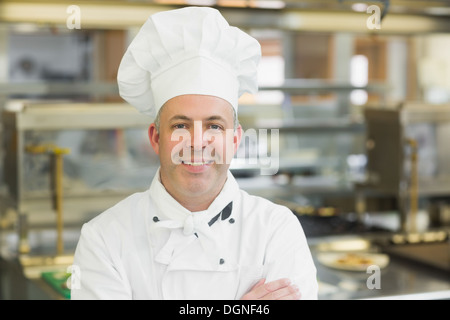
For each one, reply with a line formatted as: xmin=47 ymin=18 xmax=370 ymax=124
xmin=71 ymin=7 xmax=317 ymax=300
xmin=150 ymin=94 xmax=239 ymax=212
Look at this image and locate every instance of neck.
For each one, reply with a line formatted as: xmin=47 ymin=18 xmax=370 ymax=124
xmin=176 ymin=194 xmax=216 ymax=212
xmin=159 ymin=171 xmax=228 ymax=212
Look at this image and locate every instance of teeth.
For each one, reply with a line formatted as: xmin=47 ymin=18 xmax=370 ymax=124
xmin=182 ymin=161 xmax=213 ymax=166
xmin=187 ymin=162 xmax=204 ymax=166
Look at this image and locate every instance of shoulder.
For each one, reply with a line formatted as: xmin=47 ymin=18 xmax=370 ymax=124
xmin=83 ymin=190 xmax=151 ymax=235
xmin=236 ymin=190 xmax=308 ymax=251
xmin=238 ymin=190 xmax=298 ymax=225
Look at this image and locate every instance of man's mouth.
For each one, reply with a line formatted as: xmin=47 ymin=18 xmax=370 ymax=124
xmin=181 ymin=160 xmax=214 ymax=166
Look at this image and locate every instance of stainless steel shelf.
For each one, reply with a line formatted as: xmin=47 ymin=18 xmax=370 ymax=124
xmin=260 ymin=79 xmax=389 ymax=94
xmin=0 ymin=82 xmax=118 ymax=96
xmin=254 ymin=117 xmax=365 ymax=133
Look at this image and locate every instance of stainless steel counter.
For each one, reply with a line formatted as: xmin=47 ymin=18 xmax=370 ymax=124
xmin=1 ymin=228 xmax=449 ymax=300
xmin=310 ymin=234 xmax=450 ymax=300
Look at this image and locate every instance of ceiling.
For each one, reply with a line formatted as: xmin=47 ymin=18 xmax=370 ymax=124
xmin=147 ymin=0 xmax=450 ymax=16
xmin=2 ymin=0 xmax=450 ymax=33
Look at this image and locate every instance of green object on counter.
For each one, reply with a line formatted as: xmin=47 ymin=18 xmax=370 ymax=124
xmin=41 ymin=271 xmax=71 ymax=299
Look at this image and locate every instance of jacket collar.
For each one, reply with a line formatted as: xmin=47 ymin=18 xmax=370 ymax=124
xmin=149 ymin=167 xmax=239 ymax=224
xmin=148 ymin=167 xmax=240 ymax=268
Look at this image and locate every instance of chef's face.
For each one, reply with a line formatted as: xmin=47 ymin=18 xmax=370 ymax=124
xmin=148 ymin=94 xmax=242 ymax=206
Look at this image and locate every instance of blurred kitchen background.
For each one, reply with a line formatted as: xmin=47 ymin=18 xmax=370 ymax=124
xmin=0 ymin=0 xmax=449 ymax=300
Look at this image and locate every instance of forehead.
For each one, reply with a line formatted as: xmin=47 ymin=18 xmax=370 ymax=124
xmin=159 ymin=94 xmax=235 ymax=122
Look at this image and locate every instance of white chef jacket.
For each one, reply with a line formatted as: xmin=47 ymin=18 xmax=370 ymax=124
xmin=71 ymin=169 xmax=318 ymax=300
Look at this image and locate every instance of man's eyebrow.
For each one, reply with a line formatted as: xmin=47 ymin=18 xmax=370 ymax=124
xmin=205 ymin=115 xmax=227 ymax=122
xmin=168 ymin=115 xmax=227 ymax=122
xmin=169 ymin=115 xmax=192 ymax=122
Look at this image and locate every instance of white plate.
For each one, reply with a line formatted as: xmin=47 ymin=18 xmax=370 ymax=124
xmin=317 ymin=252 xmax=390 ymax=271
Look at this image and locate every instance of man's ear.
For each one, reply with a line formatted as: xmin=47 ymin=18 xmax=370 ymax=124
xmin=148 ymin=123 xmax=160 ymax=155
xmin=233 ymin=124 xmax=243 ymax=154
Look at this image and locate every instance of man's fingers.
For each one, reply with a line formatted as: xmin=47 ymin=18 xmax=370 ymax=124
xmin=252 ymin=278 xmax=266 ymax=290
xmin=252 ymin=278 xmax=290 ymax=299
xmin=243 ymin=278 xmax=296 ymax=300
xmin=256 ymin=279 xmax=300 ymax=300
xmin=263 ymin=278 xmax=291 ymax=292
xmin=241 ymin=279 xmax=266 ymax=300
xmin=268 ymin=285 xmax=301 ymax=300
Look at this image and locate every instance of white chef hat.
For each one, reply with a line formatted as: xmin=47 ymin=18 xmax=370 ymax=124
xmin=117 ymin=6 xmax=261 ymax=118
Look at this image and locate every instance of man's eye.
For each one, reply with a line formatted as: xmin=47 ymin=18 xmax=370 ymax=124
xmin=173 ymin=124 xmax=186 ymax=129
xmin=209 ymin=124 xmax=222 ymax=130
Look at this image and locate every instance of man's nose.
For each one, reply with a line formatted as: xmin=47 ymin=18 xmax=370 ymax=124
xmin=192 ymin=121 xmax=207 ymax=150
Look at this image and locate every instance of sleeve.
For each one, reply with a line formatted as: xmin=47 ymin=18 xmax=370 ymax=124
xmin=263 ymin=208 xmax=318 ymax=300
xmin=70 ymin=222 xmax=132 ymax=300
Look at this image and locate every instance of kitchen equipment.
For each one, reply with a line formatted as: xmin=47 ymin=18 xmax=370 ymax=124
xmin=1 ymin=101 xmax=157 ymax=252
xmin=359 ymin=102 xmax=450 ymax=232
xmin=25 ymin=144 xmax=70 ymax=255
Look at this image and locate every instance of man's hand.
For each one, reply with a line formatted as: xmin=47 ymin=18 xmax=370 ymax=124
xmin=241 ymin=278 xmax=301 ymax=300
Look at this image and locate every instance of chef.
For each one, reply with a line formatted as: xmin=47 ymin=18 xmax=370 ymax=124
xmin=71 ymin=6 xmax=318 ymax=300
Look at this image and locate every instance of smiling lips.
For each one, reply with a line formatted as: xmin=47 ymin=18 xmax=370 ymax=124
xmin=181 ymin=160 xmax=215 ymax=173
xmin=182 ymin=160 xmax=214 ymax=166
